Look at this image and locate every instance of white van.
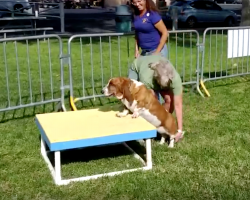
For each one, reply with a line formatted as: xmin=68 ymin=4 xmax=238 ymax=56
xmin=0 ymin=0 xmax=31 ymax=12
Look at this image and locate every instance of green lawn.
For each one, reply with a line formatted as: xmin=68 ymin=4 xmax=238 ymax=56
xmin=0 ymin=32 xmax=250 ymax=199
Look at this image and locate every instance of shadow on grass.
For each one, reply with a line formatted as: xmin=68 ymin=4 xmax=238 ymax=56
xmin=12 ymin=38 xmax=62 ymax=46
xmin=203 ymin=71 xmax=228 ymax=79
xmin=14 ymin=34 xmax=134 ymax=48
xmin=202 ymin=75 xmax=250 ymax=89
xmin=196 ymin=29 xmax=229 ymax=36
xmin=51 ymin=143 xmax=146 ymax=166
xmin=202 ymin=70 xmax=250 ymax=81
xmin=72 ymin=86 xmax=119 ymax=110
xmin=168 ymin=33 xmax=198 ymax=49
xmin=0 ymin=90 xmax=65 ymax=123
xmin=39 ymin=134 xmax=147 ymax=170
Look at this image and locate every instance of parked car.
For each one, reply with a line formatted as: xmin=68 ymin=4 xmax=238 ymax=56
xmin=0 ymin=0 xmax=31 ymax=12
xmin=215 ymin=0 xmax=242 ymax=4
xmin=166 ymin=0 xmax=238 ymax=28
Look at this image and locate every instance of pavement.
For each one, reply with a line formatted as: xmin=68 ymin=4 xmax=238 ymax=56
xmin=37 ymin=4 xmax=242 ymax=34
xmin=0 ymin=4 xmax=242 ymax=34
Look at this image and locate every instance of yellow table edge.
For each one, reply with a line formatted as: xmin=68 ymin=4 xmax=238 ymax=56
xmin=35 ymin=109 xmax=157 ymax=151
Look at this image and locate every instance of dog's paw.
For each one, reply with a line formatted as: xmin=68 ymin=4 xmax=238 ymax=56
xmin=131 ymin=112 xmax=139 ymax=118
xmin=116 ymin=112 xmax=127 ymax=118
xmin=159 ymin=137 xmax=166 ymax=145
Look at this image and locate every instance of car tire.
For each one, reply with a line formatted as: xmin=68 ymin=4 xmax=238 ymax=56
xmin=225 ymin=17 xmax=235 ymax=27
xmin=186 ymin=17 xmax=197 ymax=28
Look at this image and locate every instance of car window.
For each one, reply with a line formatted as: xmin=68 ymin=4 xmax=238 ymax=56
xmin=204 ymin=2 xmax=222 ymax=10
xmin=189 ymin=2 xmax=206 ymax=9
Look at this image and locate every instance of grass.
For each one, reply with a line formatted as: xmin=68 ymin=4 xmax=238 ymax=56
xmin=1 ymin=79 xmax=250 ymax=199
xmin=1 ymin=31 xmax=250 ymax=199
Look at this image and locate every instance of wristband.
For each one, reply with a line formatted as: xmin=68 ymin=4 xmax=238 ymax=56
xmin=178 ymin=129 xmax=185 ymax=136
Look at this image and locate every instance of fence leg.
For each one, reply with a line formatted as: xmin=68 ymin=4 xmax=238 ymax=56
xmin=200 ymin=80 xmax=211 ymax=97
xmin=59 ymin=1 xmax=65 ymax=33
xmin=43 ymin=30 xmax=46 ymax=42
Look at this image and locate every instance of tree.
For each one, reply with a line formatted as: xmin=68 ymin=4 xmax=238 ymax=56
xmin=240 ymin=0 xmax=250 ymax=26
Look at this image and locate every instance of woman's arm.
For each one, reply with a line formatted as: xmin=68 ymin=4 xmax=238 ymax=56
xmin=154 ymin=20 xmax=168 ymax=54
xmin=174 ymin=94 xmax=183 ymax=142
xmin=135 ymin=34 xmax=140 ymax=58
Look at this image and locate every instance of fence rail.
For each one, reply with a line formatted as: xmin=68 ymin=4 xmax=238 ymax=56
xmin=67 ymin=30 xmax=201 ymax=110
xmin=0 ymin=27 xmax=249 ymax=113
xmin=201 ymin=26 xmax=250 ymax=82
xmin=0 ymin=34 xmax=65 ymax=113
xmin=67 ymin=32 xmax=133 ymax=110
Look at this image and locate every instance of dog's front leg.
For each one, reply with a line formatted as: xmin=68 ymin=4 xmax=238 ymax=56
xmin=116 ymin=108 xmax=130 ymax=117
xmin=131 ymin=106 xmax=140 ymax=118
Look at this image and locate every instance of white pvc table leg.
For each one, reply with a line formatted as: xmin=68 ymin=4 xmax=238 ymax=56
xmin=41 ymin=138 xmax=58 ymax=184
xmin=54 ymin=151 xmax=61 ymax=184
xmin=146 ymin=139 xmax=152 ymax=169
xmin=41 ymin=138 xmax=153 ymax=185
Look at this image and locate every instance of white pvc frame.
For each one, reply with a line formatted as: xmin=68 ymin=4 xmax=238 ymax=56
xmin=41 ymin=137 xmax=152 ymax=186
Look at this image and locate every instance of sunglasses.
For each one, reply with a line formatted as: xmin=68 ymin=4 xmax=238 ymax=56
xmin=131 ymin=0 xmax=144 ymax=5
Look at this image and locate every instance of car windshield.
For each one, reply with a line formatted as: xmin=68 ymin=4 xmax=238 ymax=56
xmin=171 ymin=0 xmax=192 ymax=6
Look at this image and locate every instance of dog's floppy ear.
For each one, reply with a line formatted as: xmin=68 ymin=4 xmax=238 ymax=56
xmin=122 ymin=79 xmax=133 ymax=102
xmin=109 ymin=78 xmax=124 ymax=98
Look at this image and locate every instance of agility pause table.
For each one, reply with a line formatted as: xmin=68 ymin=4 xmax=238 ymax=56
xmin=35 ymin=107 xmax=157 ymax=185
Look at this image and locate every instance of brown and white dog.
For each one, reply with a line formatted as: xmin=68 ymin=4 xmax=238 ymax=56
xmin=101 ymin=77 xmax=178 ymax=148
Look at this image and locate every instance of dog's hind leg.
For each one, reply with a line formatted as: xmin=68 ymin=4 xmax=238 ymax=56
xmin=168 ymin=135 xmax=175 ymax=148
xmin=157 ymin=127 xmax=168 ymax=145
xmin=160 ymin=136 xmax=166 ymax=145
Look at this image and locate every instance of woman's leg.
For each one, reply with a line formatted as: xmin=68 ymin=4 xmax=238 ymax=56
xmin=128 ymin=68 xmax=139 ymax=80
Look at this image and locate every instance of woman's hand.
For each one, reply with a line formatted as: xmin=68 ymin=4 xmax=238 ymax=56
xmin=135 ymin=49 xmax=140 ymax=58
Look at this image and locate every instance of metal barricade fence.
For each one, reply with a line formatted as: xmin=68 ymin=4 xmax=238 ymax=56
xmin=166 ymin=30 xmax=200 ymax=88
xmin=0 ymin=35 xmax=66 ymax=113
xmin=67 ymin=33 xmax=133 ymax=110
xmin=201 ymin=26 xmax=250 ymax=86
xmin=0 ymin=29 xmax=204 ymax=113
xmin=67 ymin=30 xmax=201 ymax=110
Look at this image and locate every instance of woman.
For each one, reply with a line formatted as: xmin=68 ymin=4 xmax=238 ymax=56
xmin=130 ymin=0 xmax=169 ymax=58
xmin=128 ymin=53 xmax=184 ymax=142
